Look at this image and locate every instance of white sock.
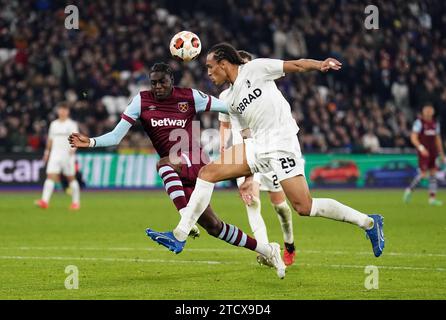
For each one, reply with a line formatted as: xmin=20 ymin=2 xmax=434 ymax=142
xmin=70 ymin=180 xmax=80 ymax=204
xmin=178 ymin=208 xmax=186 ymax=217
xmin=254 ymin=242 xmax=273 ymax=257
xmin=273 ymin=201 xmax=294 ymax=244
xmin=310 ymin=198 xmax=374 ymax=230
xmin=246 ymin=196 xmax=269 ymax=244
xmin=173 ymin=178 xmax=215 ymax=241
xmin=42 ymin=179 xmax=55 ymax=203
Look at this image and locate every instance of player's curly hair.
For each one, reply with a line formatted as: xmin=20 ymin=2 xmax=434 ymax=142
xmin=150 ymin=62 xmax=173 ymax=79
xmin=208 ymin=43 xmax=245 ymax=65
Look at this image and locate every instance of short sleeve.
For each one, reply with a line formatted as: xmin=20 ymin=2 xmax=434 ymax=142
xmin=192 ymin=89 xmax=210 ymax=112
xmin=246 ymin=58 xmax=284 ymax=81
xmin=121 ymin=94 xmax=141 ymax=125
xmin=193 ymin=89 xmax=228 ymax=113
xmin=412 ymin=119 xmax=422 ymax=133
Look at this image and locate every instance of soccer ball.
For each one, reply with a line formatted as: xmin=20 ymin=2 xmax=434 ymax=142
xmin=169 ymin=31 xmax=201 ymax=62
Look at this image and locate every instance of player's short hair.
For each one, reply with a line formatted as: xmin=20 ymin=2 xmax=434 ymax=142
xmin=208 ymin=43 xmax=245 ymax=65
xmin=56 ymin=101 xmax=69 ymax=110
xmin=150 ymin=62 xmax=173 ymax=79
xmin=237 ymin=50 xmax=253 ymax=62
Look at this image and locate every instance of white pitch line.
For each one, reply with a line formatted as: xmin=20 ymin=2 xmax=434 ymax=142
xmin=304 ymin=263 xmax=446 ymax=272
xmin=0 ymin=255 xmax=222 ymax=265
xmin=0 ymin=255 xmax=445 ymax=272
xmin=1 ymin=246 xmax=446 ymax=258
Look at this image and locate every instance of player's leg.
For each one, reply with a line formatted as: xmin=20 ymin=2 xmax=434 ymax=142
xmin=173 ymin=143 xmax=251 ymax=241
xmin=196 ymin=204 xmax=273 ymax=258
xmin=280 ymin=175 xmax=372 ymax=226
xmin=36 ymin=173 xmax=59 ymax=208
xmin=65 ymin=175 xmax=80 ymax=210
xmin=63 ymin=156 xmax=80 ymax=210
xmin=279 ymin=174 xmax=384 ymax=257
xmin=268 ymin=189 xmax=295 ymax=266
xmin=239 ymin=175 xmax=269 ymax=245
xmin=404 ymin=162 xmax=426 ymax=203
xmin=156 ymin=155 xmax=200 ymax=238
xmin=157 ymin=156 xmax=188 ymax=213
xmin=36 ymin=157 xmax=60 ymax=208
xmin=238 ymin=175 xmax=273 ymax=266
xmin=428 ymin=167 xmax=442 ymax=206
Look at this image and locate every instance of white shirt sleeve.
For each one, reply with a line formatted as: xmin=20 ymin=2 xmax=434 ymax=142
xmin=437 ymin=122 xmax=441 ymax=135
xmin=247 ymin=58 xmax=285 ymax=81
xmin=412 ymin=119 xmax=422 ymax=133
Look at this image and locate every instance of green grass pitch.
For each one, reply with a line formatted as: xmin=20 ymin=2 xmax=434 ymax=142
xmin=0 ymin=189 xmax=445 ymax=299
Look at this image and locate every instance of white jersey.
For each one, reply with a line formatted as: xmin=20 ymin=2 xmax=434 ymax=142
xmin=218 ymin=89 xmax=244 ymax=145
xmin=48 ymin=119 xmax=78 ymax=158
xmin=222 ymin=58 xmax=299 ymax=154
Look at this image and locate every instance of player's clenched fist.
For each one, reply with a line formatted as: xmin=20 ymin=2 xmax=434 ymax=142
xmin=68 ymin=133 xmax=91 ymax=148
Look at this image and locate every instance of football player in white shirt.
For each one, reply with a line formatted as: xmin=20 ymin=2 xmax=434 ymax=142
xmin=35 ymin=103 xmax=81 ymax=210
xmin=147 ymin=43 xmax=385 ymax=278
xmin=219 ymin=50 xmax=296 ymax=267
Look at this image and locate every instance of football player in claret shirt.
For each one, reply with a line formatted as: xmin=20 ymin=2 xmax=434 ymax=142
xmin=69 ymin=63 xmax=286 ymax=277
xmin=404 ymin=104 xmax=445 ymax=206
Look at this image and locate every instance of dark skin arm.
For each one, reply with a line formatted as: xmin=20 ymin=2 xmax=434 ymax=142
xmin=283 ymin=58 xmax=342 ymax=73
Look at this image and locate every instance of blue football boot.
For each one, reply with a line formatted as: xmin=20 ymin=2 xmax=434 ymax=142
xmin=365 ymin=214 xmax=385 ymax=257
xmin=145 ymin=229 xmax=186 ymax=254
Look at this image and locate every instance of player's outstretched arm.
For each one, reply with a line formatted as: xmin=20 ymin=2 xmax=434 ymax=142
xmin=68 ymin=119 xmax=132 ymax=148
xmin=283 ymin=58 xmax=342 ymax=73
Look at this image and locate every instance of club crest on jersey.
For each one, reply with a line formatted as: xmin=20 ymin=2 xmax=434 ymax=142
xmin=178 ymin=102 xmax=189 ymax=113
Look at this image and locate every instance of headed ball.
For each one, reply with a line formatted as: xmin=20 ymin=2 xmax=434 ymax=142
xmin=169 ymin=31 xmax=201 ymax=62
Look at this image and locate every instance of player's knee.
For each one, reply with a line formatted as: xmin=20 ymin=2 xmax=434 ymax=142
xmin=156 ymin=157 xmax=170 ymax=170
xmin=157 ymin=157 xmax=181 ymax=173
xmin=291 ymin=199 xmax=312 ymax=216
xmin=198 ymin=165 xmax=215 ymax=182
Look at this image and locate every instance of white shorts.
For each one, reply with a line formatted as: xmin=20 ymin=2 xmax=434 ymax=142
xmin=244 ymin=136 xmax=305 ymax=183
xmin=46 ymin=155 xmax=76 ymax=176
xmin=254 ymin=171 xmax=283 ymax=192
xmin=236 ymin=171 xmax=283 ymax=193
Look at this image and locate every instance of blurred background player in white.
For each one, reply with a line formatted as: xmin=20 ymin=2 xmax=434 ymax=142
xmin=404 ymin=104 xmax=445 ymax=206
xmin=35 ymin=102 xmax=80 ymax=210
xmin=219 ymin=50 xmax=295 ymax=267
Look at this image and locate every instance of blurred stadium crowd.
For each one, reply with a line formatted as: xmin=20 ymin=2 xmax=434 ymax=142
xmin=1 ymin=0 xmax=445 ymax=154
